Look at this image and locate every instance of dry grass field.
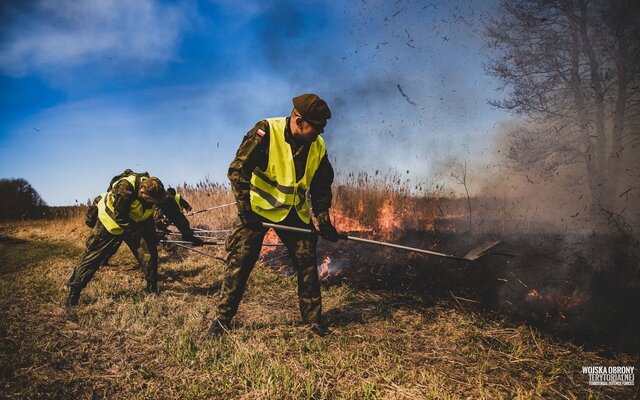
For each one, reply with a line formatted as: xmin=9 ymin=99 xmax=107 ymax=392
xmin=1 ymin=183 xmax=638 ymax=399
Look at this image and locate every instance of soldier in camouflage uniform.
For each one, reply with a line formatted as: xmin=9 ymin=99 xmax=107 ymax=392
xmin=66 ymin=172 xmax=203 ymax=306
xmin=168 ymin=187 xmax=192 ymax=213
xmin=87 ymin=194 xmax=145 ymax=269
xmin=154 ymin=187 xmax=193 ymax=233
xmin=85 ymin=170 xmax=150 ymax=268
xmin=208 ymin=94 xmax=339 ymax=338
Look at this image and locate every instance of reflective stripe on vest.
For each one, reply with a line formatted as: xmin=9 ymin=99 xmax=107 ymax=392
xmin=250 ymin=117 xmax=326 ymax=223
xmin=97 ymin=175 xmax=156 ymax=235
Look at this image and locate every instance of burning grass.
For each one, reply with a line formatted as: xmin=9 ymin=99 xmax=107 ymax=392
xmin=2 ymin=177 xmax=639 ymax=398
xmin=1 ymin=215 xmax=639 ymax=399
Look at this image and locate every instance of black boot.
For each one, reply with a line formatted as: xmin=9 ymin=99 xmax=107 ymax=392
xmin=66 ymin=288 xmax=81 ymax=307
xmin=145 ymin=280 xmax=158 ymax=295
xmin=207 ymin=319 xmax=230 ymax=338
xmin=310 ymin=323 xmax=330 ymax=337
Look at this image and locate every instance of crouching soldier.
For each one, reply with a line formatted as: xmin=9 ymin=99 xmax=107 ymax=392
xmin=168 ymin=187 xmax=192 ymax=213
xmin=154 ymin=187 xmax=193 ymax=233
xmin=66 ymin=172 xmax=203 ymax=306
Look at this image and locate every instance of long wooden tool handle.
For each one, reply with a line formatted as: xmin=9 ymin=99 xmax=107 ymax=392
xmin=342 ymin=235 xmax=467 ymax=260
xmin=186 ymin=202 xmax=237 ymax=216
xmin=262 ymin=222 xmax=467 ymax=261
xmin=160 ymin=239 xmax=284 ymax=247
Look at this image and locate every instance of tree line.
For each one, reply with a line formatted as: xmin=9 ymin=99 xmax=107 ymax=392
xmin=0 ymin=178 xmax=48 ymax=221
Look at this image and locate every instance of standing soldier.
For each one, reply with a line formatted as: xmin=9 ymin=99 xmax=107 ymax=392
xmin=208 ymin=93 xmax=339 ymax=337
xmin=66 ymin=171 xmax=203 ymax=306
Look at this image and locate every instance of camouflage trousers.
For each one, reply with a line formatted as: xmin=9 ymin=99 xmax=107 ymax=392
xmin=101 ymin=232 xmax=144 ymax=269
xmin=68 ymin=219 xmax=158 ymax=291
xmin=217 ymin=213 xmax=322 ymax=326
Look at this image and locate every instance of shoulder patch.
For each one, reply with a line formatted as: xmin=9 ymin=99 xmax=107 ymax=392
xmin=256 ymin=128 xmax=266 ymax=137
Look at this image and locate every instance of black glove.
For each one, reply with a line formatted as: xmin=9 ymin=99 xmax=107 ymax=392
xmin=154 ymin=230 xmax=168 ymax=242
xmin=190 ymin=237 xmax=205 ymax=247
xmin=316 ymin=212 xmax=339 ymax=242
xmin=182 ymin=233 xmax=204 ymax=246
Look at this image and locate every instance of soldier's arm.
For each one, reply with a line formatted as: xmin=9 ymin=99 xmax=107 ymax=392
xmin=310 ymin=153 xmax=334 ymax=216
xmin=179 ymin=197 xmax=192 ymax=212
xmin=228 ymin=120 xmax=269 ymax=215
xmin=111 ymin=180 xmax=136 ymax=229
xmin=153 ymin=209 xmax=171 ymax=232
xmin=158 ymin=194 xmax=194 ymax=237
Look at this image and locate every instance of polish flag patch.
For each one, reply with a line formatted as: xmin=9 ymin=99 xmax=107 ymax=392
xmin=256 ymin=128 xmax=266 ymax=137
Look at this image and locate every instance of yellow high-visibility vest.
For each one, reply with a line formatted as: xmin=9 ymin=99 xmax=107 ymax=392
xmin=174 ymin=194 xmax=183 ymax=212
xmin=250 ymin=117 xmax=326 ymax=223
xmin=97 ymin=175 xmax=156 ymax=234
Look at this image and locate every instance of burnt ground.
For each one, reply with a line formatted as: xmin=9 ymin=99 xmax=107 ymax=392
xmin=270 ymin=230 xmax=640 ymax=355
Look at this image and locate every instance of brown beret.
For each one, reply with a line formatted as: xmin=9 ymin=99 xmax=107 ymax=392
xmin=292 ymin=94 xmax=331 ymax=127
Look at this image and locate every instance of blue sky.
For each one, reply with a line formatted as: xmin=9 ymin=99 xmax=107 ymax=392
xmin=0 ymin=0 xmax=509 ymax=205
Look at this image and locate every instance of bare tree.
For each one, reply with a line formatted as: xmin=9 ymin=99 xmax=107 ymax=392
xmin=485 ymin=0 xmax=640 ymax=226
xmin=450 ymin=162 xmax=473 ymax=233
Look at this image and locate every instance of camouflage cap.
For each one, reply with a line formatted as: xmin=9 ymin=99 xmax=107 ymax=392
xmin=292 ymin=94 xmax=331 ymax=127
xmin=140 ymin=177 xmax=166 ymax=202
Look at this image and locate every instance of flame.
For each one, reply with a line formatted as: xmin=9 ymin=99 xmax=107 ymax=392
xmin=318 ymin=256 xmax=332 ymax=279
xmin=357 ymin=198 xmax=365 ymax=215
xmin=377 ymin=198 xmax=402 ymax=233
xmin=526 ymin=288 xmax=590 ymax=309
xmin=330 ymin=209 xmax=370 ymax=232
xmin=260 ymin=229 xmax=280 ymax=255
xmin=527 ymin=289 xmax=542 ymax=299
xmin=329 ymin=190 xmax=470 ymax=235
xmin=318 ymin=255 xmax=346 ymax=280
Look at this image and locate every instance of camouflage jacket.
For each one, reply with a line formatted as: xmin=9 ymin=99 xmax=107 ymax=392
xmin=177 ymin=196 xmax=192 ymax=212
xmin=110 ymin=179 xmax=194 ymax=236
xmin=228 ymin=118 xmax=334 ymax=216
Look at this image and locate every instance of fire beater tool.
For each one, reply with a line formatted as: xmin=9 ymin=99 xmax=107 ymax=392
xmin=166 ymin=242 xmax=228 ymax=262
xmin=159 ymin=239 xmax=284 ymax=247
xmin=167 ymin=243 xmax=288 ymax=264
xmin=262 ymin=222 xmax=500 ymax=261
xmin=167 ymin=230 xmax=231 ymax=236
xmin=186 ymin=202 xmax=237 ymax=216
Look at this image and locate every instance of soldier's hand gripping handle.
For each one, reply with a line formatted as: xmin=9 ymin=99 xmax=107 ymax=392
xmin=316 ymin=211 xmax=340 ymax=242
xmin=190 ymin=236 xmax=205 ymax=246
xmin=261 ymin=221 xmax=347 ymax=241
xmin=182 ymin=232 xmax=205 ymax=246
xmin=238 ymin=202 xmax=263 ymax=230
